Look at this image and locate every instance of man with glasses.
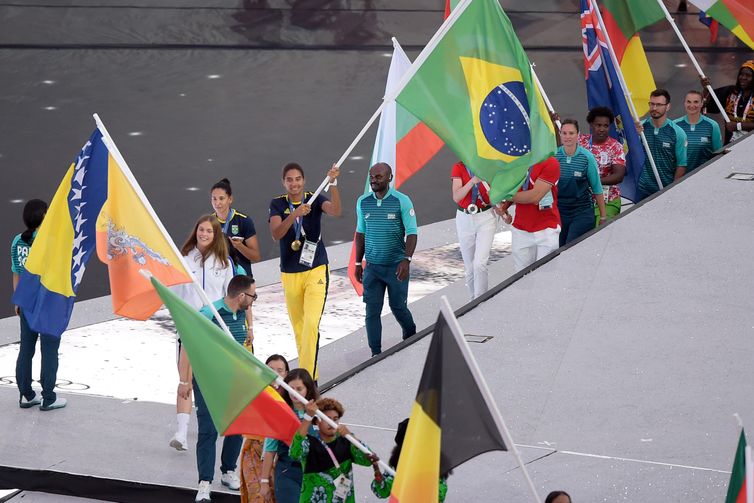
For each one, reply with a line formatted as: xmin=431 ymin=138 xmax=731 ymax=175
xmin=637 ymin=89 xmax=688 ymax=201
xmin=193 ymin=274 xmax=257 ymax=502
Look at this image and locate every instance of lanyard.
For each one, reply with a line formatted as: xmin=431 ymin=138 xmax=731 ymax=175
xmin=464 ymin=165 xmax=481 ymax=205
xmin=588 ymin=134 xmax=593 ymax=149
xmin=219 ymin=209 xmax=236 ymax=235
xmin=286 ymin=196 xmax=304 ymax=241
xmin=319 ymin=439 xmax=341 ymax=470
xmin=732 ymin=92 xmax=753 ymax=121
xmin=522 ymin=165 xmax=534 ymax=190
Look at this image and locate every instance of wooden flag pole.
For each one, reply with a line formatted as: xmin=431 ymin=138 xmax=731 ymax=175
xmin=305 ymin=0 xmax=475 ymax=205
xmin=439 ymin=296 xmax=541 ymax=502
xmin=655 ymin=0 xmax=731 ymax=123
xmin=591 ymin=0 xmax=665 ymax=191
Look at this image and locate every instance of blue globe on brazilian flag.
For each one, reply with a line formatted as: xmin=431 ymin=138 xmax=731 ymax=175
xmin=395 ymin=0 xmax=556 ymax=203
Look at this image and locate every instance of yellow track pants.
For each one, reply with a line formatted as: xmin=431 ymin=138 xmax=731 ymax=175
xmin=280 ymin=264 xmax=329 ymax=380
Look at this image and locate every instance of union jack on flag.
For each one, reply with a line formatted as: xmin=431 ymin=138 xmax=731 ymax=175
xmin=579 ymin=0 xmax=645 ymax=202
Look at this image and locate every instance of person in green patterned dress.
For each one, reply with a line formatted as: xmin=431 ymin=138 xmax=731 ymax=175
xmin=289 ymin=398 xmax=373 ymax=503
xmin=370 ymin=418 xmax=449 ymax=501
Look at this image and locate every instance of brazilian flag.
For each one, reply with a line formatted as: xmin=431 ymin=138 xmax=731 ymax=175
xmin=396 ymin=0 xmax=556 ymax=203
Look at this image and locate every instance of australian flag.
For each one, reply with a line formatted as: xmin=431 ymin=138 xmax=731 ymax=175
xmin=580 ymin=0 xmax=644 ymax=202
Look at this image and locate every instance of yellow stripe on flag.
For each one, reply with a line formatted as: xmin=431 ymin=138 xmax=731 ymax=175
xmin=731 ymin=25 xmax=754 ymax=49
xmin=621 ymin=36 xmax=656 ymax=117
xmin=389 ymin=401 xmax=441 ymax=503
xmin=25 ymin=164 xmax=76 ymax=297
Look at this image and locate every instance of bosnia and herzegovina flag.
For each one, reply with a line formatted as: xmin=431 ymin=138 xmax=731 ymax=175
xmin=95 ymin=134 xmax=191 ymax=320
xmin=389 ymin=302 xmax=507 ymax=503
xmin=151 ymin=277 xmax=300 ymax=442
xmin=13 ymin=131 xmax=109 ymax=337
xmin=597 ymin=0 xmax=663 ymax=117
xmin=395 ymin=0 xmax=556 ymax=204
xmin=581 ymin=0 xmax=645 ymax=202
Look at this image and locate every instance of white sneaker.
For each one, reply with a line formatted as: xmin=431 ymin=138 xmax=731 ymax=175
xmin=220 ymin=471 xmax=240 ymax=491
xmin=169 ymin=434 xmax=188 ymax=451
xmin=195 ymin=480 xmax=211 ymax=502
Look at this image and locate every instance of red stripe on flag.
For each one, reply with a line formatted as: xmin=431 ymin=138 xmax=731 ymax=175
xmin=395 ymin=123 xmax=445 ymax=188
xmin=723 ymin=0 xmax=754 ymax=41
xmin=600 ymin=7 xmax=630 ymax=61
xmin=224 ymin=387 xmax=299 ymax=443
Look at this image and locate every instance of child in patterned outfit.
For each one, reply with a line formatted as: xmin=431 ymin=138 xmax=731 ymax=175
xmin=289 ymin=398 xmax=373 ymax=503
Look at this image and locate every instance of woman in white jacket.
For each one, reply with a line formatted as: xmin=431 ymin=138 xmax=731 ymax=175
xmin=170 ymin=215 xmax=235 ymax=451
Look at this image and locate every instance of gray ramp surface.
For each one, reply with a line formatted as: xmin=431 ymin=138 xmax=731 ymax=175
xmin=328 ymin=137 xmax=754 ymax=502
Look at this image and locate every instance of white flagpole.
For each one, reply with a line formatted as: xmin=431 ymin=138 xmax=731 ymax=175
xmin=591 ymin=0 xmax=664 ymax=191
xmin=530 ymin=63 xmax=562 ymax=129
xmin=274 ymin=376 xmax=396 ymax=477
xmin=305 ymin=0 xmax=475 ymax=204
xmin=654 ymin=0 xmax=731 ymax=123
xmin=93 ymin=114 xmax=233 ymax=337
xmin=439 ymin=296 xmax=541 ymax=503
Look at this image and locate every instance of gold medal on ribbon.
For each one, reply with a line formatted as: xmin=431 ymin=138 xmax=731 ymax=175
xmin=291 ymin=240 xmax=302 ymax=251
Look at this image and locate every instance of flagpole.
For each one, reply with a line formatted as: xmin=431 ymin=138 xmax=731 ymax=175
xmin=591 ymin=0 xmax=664 ymax=191
xmin=439 ymin=297 xmax=541 ymax=503
xmin=530 ymin=63 xmax=562 ymax=129
xmin=93 ymin=114 xmax=233 ymax=337
xmin=305 ymin=0 xmax=475 ymax=205
xmin=274 ymin=376 xmax=397 ymax=477
xmin=654 ymin=0 xmax=731 ymax=123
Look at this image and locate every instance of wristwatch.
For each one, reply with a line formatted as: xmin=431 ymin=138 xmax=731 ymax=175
xmin=405 ymin=256 xmax=412 ymax=262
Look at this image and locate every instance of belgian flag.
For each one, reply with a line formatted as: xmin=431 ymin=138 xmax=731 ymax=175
xmin=389 ymin=303 xmax=508 ymax=502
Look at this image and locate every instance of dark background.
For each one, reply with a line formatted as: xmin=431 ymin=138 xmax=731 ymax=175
xmin=0 ymin=0 xmax=750 ymax=315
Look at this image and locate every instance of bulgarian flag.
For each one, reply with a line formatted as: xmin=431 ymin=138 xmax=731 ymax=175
xmin=726 ymin=429 xmax=754 ymax=503
xmin=598 ymin=0 xmax=664 ymax=117
xmin=688 ymin=0 xmax=754 ymax=49
xmin=347 ymin=38 xmax=443 ymax=296
xmin=151 ymin=277 xmax=299 ymax=443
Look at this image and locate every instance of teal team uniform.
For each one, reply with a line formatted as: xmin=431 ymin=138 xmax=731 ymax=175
xmin=674 ymin=115 xmax=722 ymax=172
xmin=638 ymin=118 xmax=688 ymax=200
xmin=555 ymin=145 xmax=603 ymax=246
xmin=356 ymin=188 xmax=418 ymax=265
xmin=356 ymin=187 xmax=418 ymax=355
xmin=10 ymin=232 xmax=35 ymax=275
xmin=199 ymin=298 xmax=247 ymax=344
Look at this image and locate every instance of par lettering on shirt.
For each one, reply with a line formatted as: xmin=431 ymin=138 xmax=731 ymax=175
xmin=662 ymin=141 xmax=671 ymax=148
xmin=387 ymin=213 xmax=396 ymax=220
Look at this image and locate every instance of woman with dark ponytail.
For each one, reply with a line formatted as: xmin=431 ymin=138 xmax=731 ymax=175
xmin=211 ymin=178 xmax=261 ymax=276
xmin=11 ymin=199 xmax=66 ymax=411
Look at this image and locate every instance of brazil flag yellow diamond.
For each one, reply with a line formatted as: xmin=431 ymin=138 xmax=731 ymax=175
xmin=396 ymin=0 xmax=556 ymax=203
xmin=460 ymin=57 xmax=531 ymax=163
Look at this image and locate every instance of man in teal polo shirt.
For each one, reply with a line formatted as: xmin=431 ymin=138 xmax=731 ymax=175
xmin=637 ymin=89 xmax=688 ymax=201
xmin=192 ymin=274 xmax=257 ymax=502
xmin=354 ymin=163 xmax=417 ymax=356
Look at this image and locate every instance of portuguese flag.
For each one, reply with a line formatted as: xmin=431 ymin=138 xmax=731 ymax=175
xmin=688 ymin=0 xmax=754 ymax=49
xmin=726 ymin=429 xmax=753 ymax=503
xmin=151 ymin=277 xmax=299 ymax=442
xmin=599 ymin=0 xmax=664 ymax=116
xmin=389 ymin=305 xmax=508 ymax=502
xmin=395 ymin=0 xmax=556 ymax=203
